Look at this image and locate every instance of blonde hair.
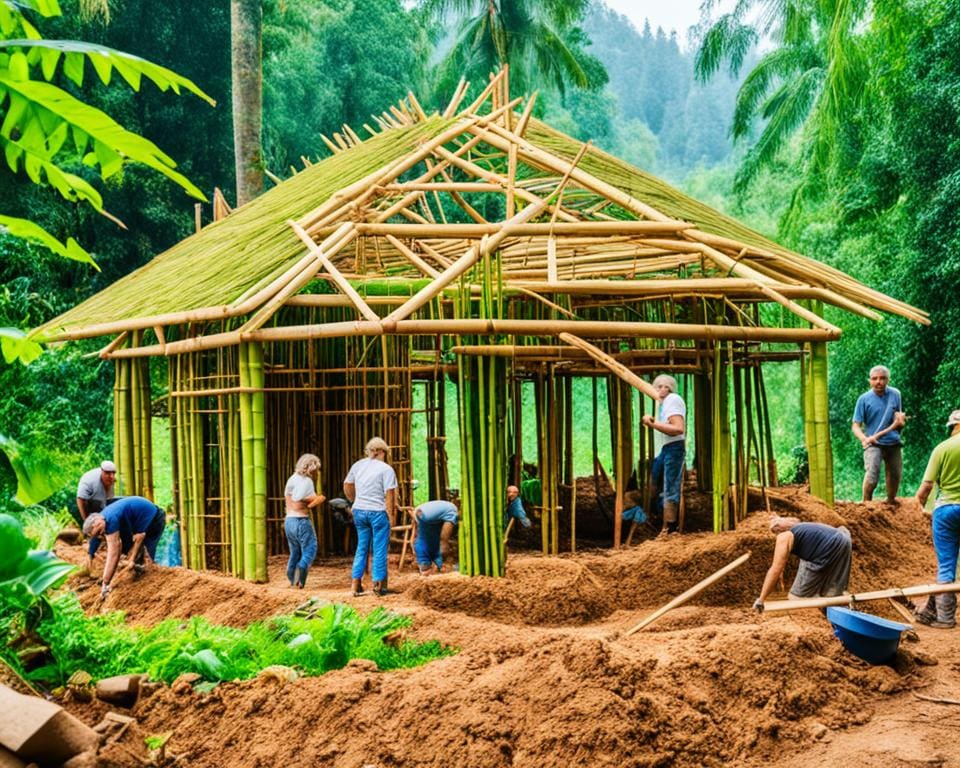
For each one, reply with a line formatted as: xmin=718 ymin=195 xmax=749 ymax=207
xmin=295 ymin=453 xmax=321 ymax=475
xmin=652 ymin=374 xmax=677 ymax=393
xmin=365 ymin=437 xmax=391 ymax=461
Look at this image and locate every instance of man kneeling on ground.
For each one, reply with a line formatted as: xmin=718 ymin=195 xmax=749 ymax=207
xmin=412 ymin=499 xmax=459 ymax=575
xmin=753 ymin=516 xmax=852 ymax=612
xmin=82 ymin=495 xmax=165 ymax=599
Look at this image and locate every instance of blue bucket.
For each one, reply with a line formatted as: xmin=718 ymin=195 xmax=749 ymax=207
xmin=826 ymin=606 xmax=910 ymax=665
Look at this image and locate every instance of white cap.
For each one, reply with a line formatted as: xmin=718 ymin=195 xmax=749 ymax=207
xmin=947 ymin=410 xmax=960 ymax=427
xmin=100 ymin=460 xmax=117 ymax=473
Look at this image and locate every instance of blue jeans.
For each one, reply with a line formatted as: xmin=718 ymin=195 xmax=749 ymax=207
xmin=284 ymin=516 xmax=318 ymax=587
xmin=653 ymin=440 xmax=685 ymax=504
xmin=933 ymin=504 xmax=960 ymax=583
xmin=351 ymin=509 xmax=391 ymax=582
xmin=414 ymin=523 xmax=443 ymax=569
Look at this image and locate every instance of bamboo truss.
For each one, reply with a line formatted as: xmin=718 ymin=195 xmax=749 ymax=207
xmin=38 ymin=66 xmax=931 ymax=579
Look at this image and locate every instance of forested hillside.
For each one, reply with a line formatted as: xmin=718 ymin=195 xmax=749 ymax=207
xmin=1 ymin=0 xmax=956 ymax=508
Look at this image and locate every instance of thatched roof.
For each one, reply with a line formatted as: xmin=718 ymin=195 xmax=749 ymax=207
xmin=36 ymin=69 xmax=927 ymax=353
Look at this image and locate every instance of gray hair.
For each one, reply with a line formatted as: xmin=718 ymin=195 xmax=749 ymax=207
xmin=365 ymin=436 xmax=391 ymax=461
xmin=769 ymin=515 xmax=800 ymax=533
xmin=82 ymin=513 xmax=104 ymax=537
xmin=652 ymin=374 xmax=678 ymax=393
xmin=295 ymin=453 xmax=321 ymax=475
xmin=869 ymin=365 xmax=890 ymax=379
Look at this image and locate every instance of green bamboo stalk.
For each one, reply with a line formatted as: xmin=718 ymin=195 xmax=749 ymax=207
xmin=248 ymin=341 xmax=268 ymax=581
xmin=239 ymin=343 xmax=256 ymax=579
xmin=712 ymin=343 xmax=725 ymax=532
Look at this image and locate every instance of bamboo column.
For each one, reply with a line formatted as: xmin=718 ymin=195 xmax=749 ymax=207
xmin=239 ymin=341 xmax=268 ymax=581
xmin=456 ymin=253 xmax=509 ymax=577
xmin=802 ymin=336 xmax=834 ymax=504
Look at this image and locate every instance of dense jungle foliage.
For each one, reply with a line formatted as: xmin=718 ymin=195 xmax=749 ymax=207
xmin=1 ymin=0 xmax=958 ymax=510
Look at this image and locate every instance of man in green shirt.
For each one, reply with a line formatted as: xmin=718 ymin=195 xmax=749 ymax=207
xmin=914 ymin=409 xmax=960 ymax=629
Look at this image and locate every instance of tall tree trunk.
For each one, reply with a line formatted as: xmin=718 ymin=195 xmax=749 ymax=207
xmin=231 ymin=0 xmax=263 ymax=206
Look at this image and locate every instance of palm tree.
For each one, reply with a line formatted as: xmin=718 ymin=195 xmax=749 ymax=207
xmin=695 ymin=0 xmax=872 ymax=194
xmin=422 ymin=0 xmax=606 ymax=97
xmin=231 ymin=0 xmax=263 ymax=206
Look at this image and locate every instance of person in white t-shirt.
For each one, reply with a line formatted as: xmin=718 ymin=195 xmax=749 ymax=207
xmin=642 ymin=374 xmax=686 ymax=536
xmin=284 ymin=453 xmax=326 ymax=588
xmin=344 ymin=436 xmax=397 ymax=597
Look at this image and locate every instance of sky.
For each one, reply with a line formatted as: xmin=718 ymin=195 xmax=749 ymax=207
xmin=601 ymin=0 xmax=713 ymax=45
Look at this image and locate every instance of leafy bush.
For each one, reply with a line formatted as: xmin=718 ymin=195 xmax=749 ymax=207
xmin=0 ymin=514 xmax=77 ymax=675
xmin=29 ymin=596 xmax=455 ymax=688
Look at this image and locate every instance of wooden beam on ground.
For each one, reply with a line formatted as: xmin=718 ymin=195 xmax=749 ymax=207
xmin=624 ymin=552 xmax=752 ymax=635
xmin=762 ymin=582 xmax=960 ymax=613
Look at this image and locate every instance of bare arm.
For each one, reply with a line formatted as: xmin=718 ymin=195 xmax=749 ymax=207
xmin=851 ymin=422 xmax=871 ymax=448
xmin=642 ymin=413 xmax=685 ymax=437
xmin=343 ymin=482 xmax=356 ymax=503
xmin=916 ymin=480 xmax=934 ymax=509
xmin=125 ymin=532 xmax=146 ymax=569
xmin=77 ymin=497 xmax=89 ymax=520
xmin=756 ymin=532 xmax=794 ymax=605
xmin=385 ymin=487 xmax=397 ymax=525
xmin=102 ymin=532 xmax=122 ymax=591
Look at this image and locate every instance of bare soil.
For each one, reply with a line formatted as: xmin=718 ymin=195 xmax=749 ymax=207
xmin=52 ymin=489 xmax=960 ymax=767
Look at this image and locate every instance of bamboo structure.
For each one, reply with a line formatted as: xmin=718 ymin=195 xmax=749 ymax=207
xmin=34 ymin=67 xmax=927 ymax=579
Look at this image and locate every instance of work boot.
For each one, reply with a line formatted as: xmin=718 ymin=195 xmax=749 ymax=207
xmin=932 ymin=593 xmax=957 ymax=629
xmin=914 ymin=597 xmax=938 ymax=625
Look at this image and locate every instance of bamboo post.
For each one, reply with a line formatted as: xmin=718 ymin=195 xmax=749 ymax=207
xmin=624 ymin=552 xmax=752 ymax=635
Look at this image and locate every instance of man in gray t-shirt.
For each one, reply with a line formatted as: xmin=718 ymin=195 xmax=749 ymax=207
xmin=77 ymin=460 xmax=118 ymax=572
xmin=77 ymin=460 xmax=118 ymax=521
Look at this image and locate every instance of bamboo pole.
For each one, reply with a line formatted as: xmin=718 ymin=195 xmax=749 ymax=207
xmin=380 ymin=195 xmax=552 ymax=327
xmin=624 ymin=552 xmax=752 ymax=634
xmin=242 ymin=223 xmax=361 ymax=331
xmin=763 ymin=582 xmax=960 ymax=613
xmin=288 ymin=221 xmax=377 ymax=321
xmin=558 ymin=333 xmax=659 ymax=400
xmin=107 ymin=318 xmax=842 ymax=359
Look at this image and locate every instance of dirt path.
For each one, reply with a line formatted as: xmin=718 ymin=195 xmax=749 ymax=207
xmin=52 ymin=492 xmax=960 ymax=767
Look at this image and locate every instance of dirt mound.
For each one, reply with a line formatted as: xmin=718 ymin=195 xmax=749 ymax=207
xmin=125 ymin=614 xmax=914 ymax=768
xmin=50 ymin=491 xmax=949 ymax=768
xmin=64 ymin=563 xmax=306 ymax=627
xmin=408 ymin=559 xmax=613 ymax=625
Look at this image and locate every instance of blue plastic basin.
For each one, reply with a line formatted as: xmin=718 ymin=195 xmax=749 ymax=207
xmin=826 ymin=606 xmax=910 ymax=665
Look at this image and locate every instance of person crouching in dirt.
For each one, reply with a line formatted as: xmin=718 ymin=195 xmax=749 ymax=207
xmin=752 ymin=517 xmax=852 ymax=612
xmin=642 ymin=374 xmax=686 ymax=536
xmin=503 ymin=485 xmax=532 ymax=531
xmin=284 ymin=453 xmax=326 ymax=589
xmin=81 ymin=496 xmax=165 ymax=599
xmin=913 ymin=408 xmax=960 ymax=629
xmin=412 ymin=499 xmax=459 ymax=575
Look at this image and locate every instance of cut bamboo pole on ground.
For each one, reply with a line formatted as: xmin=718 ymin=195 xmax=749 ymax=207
xmin=625 ymin=552 xmax=752 ymax=635
xmin=762 ymin=582 xmax=960 ymax=613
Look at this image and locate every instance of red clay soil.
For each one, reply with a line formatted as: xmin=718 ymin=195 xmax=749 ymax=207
xmin=51 ymin=490 xmax=960 ymax=768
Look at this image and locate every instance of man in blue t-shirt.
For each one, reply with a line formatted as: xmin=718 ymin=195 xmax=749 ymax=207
xmin=852 ymin=365 xmax=907 ymax=503
xmin=82 ymin=496 xmax=165 ymax=599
